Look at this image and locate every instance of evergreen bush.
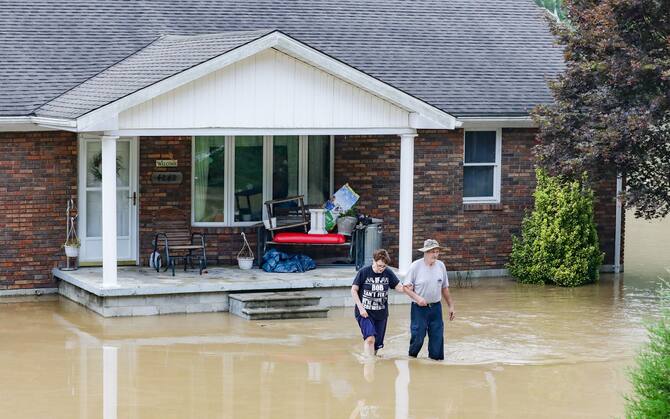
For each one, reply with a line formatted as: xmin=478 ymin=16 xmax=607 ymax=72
xmin=626 ymin=283 xmax=670 ymax=418
xmin=507 ymin=169 xmax=603 ymax=286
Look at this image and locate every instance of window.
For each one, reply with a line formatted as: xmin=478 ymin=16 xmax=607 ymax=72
xmin=272 ymin=136 xmax=300 ymax=200
xmin=193 ymin=136 xmax=225 ymax=222
xmin=306 ymin=135 xmax=332 ymax=205
xmin=192 ymin=135 xmax=334 ymax=226
xmin=463 ymin=129 xmax=501 ymax=203
xmin=234 ymin=136 xmax=263 ymax=222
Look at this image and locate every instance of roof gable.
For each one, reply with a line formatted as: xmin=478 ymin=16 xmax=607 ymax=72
xmin=119 ymin=48 xmax=411 ymax=130
xmin=39 ymin=31 xmax=456 ymax=131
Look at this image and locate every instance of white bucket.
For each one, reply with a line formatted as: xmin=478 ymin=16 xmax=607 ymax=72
xmin=237 ymin=257 xmax=254 ymax=270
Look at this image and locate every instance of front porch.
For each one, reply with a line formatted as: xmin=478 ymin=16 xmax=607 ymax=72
xmin=43 ymin=30 xmax=461 ymax=316
xmin=53 ymin=265 xmax=369 ymax=317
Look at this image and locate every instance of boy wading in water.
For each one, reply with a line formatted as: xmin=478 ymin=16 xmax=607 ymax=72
xmin=351 ymin=249 xmax=405 ymax=356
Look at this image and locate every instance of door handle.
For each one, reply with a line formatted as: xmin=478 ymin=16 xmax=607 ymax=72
xmin=130 ymin=192 xmax=137 ymax=206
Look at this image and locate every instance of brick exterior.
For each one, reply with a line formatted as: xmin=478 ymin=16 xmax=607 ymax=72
xmin=335 ymin=129 xmax=622 ymax=271
xmin=334 ymin=135 xmax=401 ymax=259
xmin=0 ymin=131 xmax=77 ymax=290
xmin=0 ymin=129 xmax=622 ymax=289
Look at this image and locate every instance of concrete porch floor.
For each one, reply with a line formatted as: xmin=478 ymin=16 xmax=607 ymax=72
xmin=52 ymin=265 xmax=360 ymax=317
xmin=53 ymin=265 xmax=356 ymax=297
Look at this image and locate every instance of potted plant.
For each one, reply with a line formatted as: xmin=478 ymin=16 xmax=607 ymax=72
xmin=236 ymin=232 xmax=255 ymax=270
xmin=63 ymin=237 xmax=81 ymax=258
xmin=336 ymin=208 xmax=358 ymax=236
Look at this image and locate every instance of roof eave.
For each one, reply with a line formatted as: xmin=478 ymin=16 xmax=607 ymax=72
xmin=0 ymin=116 xmax=77 ymax=132
xmin=457 ymin=116 xmax=537 ymax=129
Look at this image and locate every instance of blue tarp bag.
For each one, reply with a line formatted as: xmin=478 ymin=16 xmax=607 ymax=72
xmin=262 ymin=249 xmax=316 ymax=273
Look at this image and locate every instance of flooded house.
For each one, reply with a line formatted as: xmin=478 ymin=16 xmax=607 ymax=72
xmin=0 ymin=0 xmax=623 ymax=316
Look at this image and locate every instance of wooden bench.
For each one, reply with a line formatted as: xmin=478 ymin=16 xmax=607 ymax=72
xmin=151 ymin=207 xmax=207 ymax=276
xmin=260 ymin=196 xmax=354 ymax=264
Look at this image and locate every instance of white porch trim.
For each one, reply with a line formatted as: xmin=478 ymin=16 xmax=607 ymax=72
xmin=105 ymin=127 xmax=418 ymax=137
xmin=74 ymin=31 xmax=457 ymax=132
xmin=399 ymin=132 xmax=417 ymax=275
xmin=101 ymin=134 xmax=118 ymax=287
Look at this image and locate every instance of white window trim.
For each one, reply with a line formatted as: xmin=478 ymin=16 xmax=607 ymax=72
xmin=192 ymin=135 xmax=334 ymax=227
xmin=462 ymin=128 xmax=502 ymax=204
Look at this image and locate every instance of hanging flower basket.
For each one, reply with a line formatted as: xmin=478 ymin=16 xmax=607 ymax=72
xmin=237 ymin=232 xmax=255 ymax=270
xmin=64 ymin=244 xmax=80 ymax=258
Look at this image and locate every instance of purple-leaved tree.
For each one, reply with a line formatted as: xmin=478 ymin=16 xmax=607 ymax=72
xmin=532 ymin=0 xmax=670 ymax=219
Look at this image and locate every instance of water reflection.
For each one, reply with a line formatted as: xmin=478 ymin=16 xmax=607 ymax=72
xmin=103 ymin=346 xmax=117 ymax=419
xmin=0 ymin=213 xmax=668 ymax=418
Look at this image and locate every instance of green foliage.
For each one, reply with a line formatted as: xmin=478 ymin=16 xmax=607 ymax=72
xmin=507 ymin=169 xmax=603 ymax=287
xmin=626 ymin=283 xmax=670 ymax=418
xmin=342 ymin=207 xmax=358 ymax=218
xmin=89 ymin=151 xmax=124 ymax=181
xmin=63 ymin=237 xmax=80 ymax=248
xmin=532 ymin=0 xmax=670 ymax=219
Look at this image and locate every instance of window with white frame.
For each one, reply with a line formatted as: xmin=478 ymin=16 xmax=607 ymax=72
xmin=463 ymin=129 xmax=501 ymax=203
xmin=192 ymin=135 xmax=334 ymax=226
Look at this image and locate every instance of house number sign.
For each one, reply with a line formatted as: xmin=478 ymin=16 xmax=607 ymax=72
xmin=155 ymin=159 xmax=178 ymax=167
xmin=151 ymin=172 xmax=183 ymax=184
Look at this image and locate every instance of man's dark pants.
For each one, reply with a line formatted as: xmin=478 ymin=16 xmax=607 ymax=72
xmin=408 ymin=302 xmax=444 ymax=360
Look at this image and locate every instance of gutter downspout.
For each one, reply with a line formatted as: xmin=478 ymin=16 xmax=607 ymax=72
xmin=614 ymin=173 xmax=623 ymax=273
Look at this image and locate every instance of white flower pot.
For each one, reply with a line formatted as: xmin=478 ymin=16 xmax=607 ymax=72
xmin=237 ymin=257 xmax=254 ymax=270
xmin=64 ymin=245 xmax=79 ymax=258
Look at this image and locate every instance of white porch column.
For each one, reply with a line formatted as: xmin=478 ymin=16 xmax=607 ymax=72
xmin=101 ymin=135 xmax=118 ymax=287
xmin=399 ymin=132 xmax=417 ymax=275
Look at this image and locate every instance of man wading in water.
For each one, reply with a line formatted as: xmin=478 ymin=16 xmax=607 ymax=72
xmin=403 ymin=239 xmax=455 ymax=360
xmin=351 ymin=249 xmax=405 ymax=356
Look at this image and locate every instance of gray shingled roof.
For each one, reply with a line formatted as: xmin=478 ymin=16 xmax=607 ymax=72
xmin=37 ymin=30 xmax=275 ymax=119
xmin=1 ymin=0 xmax=565 ymax=118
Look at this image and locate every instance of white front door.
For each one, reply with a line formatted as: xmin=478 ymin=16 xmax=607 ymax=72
xmin=79 ymin=136 xmax=139 ymax=264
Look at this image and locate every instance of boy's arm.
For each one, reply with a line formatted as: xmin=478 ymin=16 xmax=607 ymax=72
xmin=351 ymin=285 xmax=368 ymax=317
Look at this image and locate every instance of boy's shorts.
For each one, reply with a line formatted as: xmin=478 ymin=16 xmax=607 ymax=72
xmin=355 ymin=314 xmax=388 ymax=351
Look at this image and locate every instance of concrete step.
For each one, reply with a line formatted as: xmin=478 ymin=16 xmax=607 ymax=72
xmin=228 ymin=292 xmax=321 ymax=309
xmin=240 ymin=306 xmax=329 ymax=320
xmin=228 ymin=292 xmax=328 ymax=320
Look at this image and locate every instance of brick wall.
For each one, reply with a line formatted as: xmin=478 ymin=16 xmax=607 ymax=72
xmin=0 ymin=130 xmax=622 ymax=290
xmin=335 ymin=129 xmax=621 ymax=271
xmin=334 ymin=135 xmax=401 ymax=259
xmin=138 ymin=136 xmax=258 ymax=266
xmin=0 ymin=131 xmax=77 ymax=290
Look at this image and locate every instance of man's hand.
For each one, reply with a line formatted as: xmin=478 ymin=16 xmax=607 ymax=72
xmin=360 ymin=308 xmax=369 ymax=318
xmin=417 ymin=297 xmax=427 ymax=307
xmin=448 ymin=307 xmax=455 ymax=321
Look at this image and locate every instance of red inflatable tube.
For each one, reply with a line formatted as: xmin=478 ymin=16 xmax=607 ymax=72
xmin=273 ymin=232 xmax=346 ymax=244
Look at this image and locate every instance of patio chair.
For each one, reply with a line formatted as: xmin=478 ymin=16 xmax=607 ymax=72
xmin=151 ymin=207 xmax=207 ymax=276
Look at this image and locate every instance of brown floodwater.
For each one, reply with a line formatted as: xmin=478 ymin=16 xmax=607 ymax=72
xmin=1 ymin=211 xmax=668 ymax=419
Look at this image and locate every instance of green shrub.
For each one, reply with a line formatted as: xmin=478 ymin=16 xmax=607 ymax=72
xmin=626 ymin=284 xmax=670 ymax=418
xmin=507 ymin=169 xmax=603 ymax=286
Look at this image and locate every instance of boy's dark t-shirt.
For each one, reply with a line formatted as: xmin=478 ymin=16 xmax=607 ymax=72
xmin=352 ymin=266 xmax=400 ymax=320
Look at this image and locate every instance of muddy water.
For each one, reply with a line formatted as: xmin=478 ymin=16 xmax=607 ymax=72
xmin=1 ymin=212 xmax=669 ymax=419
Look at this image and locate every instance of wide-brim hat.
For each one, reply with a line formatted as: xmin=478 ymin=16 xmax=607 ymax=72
xmin=418 ymin=239 xmax=443 ymax=252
